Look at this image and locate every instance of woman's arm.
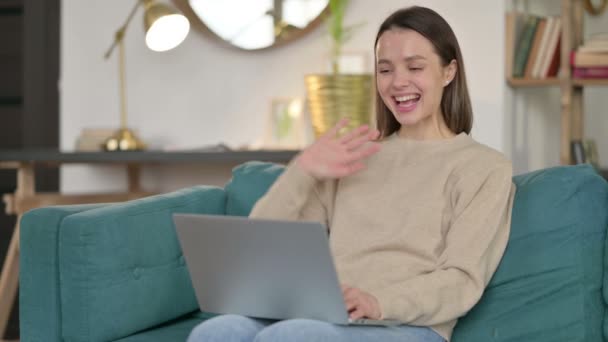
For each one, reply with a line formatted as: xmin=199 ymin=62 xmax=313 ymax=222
xmin=250 ymin=119 xmax=380 ymax=226
xmin=249 ymin=161 xmax=332 ymax=225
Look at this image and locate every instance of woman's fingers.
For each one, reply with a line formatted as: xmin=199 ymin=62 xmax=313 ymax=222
xmin=349 ymin=308 xmax=366 ymax=320
xmin=341 ymin=285 xmax=380 ymax=320
xmin=297 ymin=120 xmax=381 ymax=180
xmin=330 ymin=143 xmax=380 ymax=178
xmin=345 ymin=295 xmax=366 ymax=319
xmin=344 ymin=128 xmax=380 ymax=151
xmin=343 ymin=289 xmax=359 ymax=313
xmin=345 ymin=299 xmax=358 ymax=312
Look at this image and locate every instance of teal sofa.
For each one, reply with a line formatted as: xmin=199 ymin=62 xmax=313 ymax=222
xmin=19 ymin=162 xmax=608 ymax=342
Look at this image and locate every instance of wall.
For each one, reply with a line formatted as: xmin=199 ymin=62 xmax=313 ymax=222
xmin=61 ymin=0 xmax=507 ymax=193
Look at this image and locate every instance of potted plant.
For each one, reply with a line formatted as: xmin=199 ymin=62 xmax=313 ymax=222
xmin=305 ymin=0 xmax=373 ymax=137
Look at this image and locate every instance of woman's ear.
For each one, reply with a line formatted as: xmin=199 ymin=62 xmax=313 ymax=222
xmin=444 ymin=59 xmax=457 ymax=86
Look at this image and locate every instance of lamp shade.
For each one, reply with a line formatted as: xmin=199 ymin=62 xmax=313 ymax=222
xmin=144 ymin=1 xmax=190 ymax=52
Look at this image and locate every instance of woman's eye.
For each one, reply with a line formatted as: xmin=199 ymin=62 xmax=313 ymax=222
xmin=378 ymin=69 xmax=391 ymax=74
xmin=409 ymin=67 xmax=423 ymax=71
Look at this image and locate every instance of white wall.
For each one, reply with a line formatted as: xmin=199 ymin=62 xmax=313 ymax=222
xmin=61 ymin=0 xmax=507 ymax=193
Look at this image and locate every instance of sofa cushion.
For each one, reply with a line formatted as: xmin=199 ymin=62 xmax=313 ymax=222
xmin=224 ymin=161 xmax=286 ymax=216
xmin=452 ymin=164 xmax=608 ymax=342
xmin=58 ymin=186 xmax=226 ymax=342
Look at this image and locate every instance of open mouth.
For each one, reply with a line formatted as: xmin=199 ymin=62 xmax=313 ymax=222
xmin=393 ymin=94 xmax=421 ymax=111
xmin=394 ymin=94 xmax=420 ymax=105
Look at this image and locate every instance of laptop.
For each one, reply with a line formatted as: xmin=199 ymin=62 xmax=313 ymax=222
xmin=172 ymin=213 xmax=401 ymax=326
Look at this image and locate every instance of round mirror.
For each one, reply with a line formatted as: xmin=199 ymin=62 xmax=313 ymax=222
xmin=172 ymin=0 xmax=329 ymax=51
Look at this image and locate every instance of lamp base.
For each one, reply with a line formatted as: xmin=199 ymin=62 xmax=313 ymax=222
xmin=103 ymin=128 xmax=147 ymax=151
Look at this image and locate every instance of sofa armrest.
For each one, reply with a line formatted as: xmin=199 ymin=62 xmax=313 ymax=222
xmin=20 ymin=185 xmax=226 ymax=342
xmin=58 ymin=185 xmax=225 ymax=342
xmin=20 ymin=203 xmax=113 ymax=342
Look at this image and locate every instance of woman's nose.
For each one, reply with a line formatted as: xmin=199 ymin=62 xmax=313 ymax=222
xmin=391 ymin=70 xmax=410 ymax=88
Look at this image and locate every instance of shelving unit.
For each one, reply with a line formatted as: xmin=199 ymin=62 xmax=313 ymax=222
xmin=507 ymin=0 xmax=607 ymax=165
xmin=572 ymin=78 xmax=608 ymax=86
xmin=507 ymin=77 xmax=560 ymax=87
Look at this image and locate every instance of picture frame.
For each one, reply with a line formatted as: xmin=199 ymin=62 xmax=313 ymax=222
xmin=261 ymin=97 xmax=310 ymax=150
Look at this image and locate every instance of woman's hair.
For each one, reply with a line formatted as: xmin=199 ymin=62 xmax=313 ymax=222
xmin=374 ymin=6 xmax=473 ymax=137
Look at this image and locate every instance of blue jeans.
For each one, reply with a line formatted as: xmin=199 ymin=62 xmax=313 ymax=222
xmin=187 ymin=314 xmax=446 ymax=342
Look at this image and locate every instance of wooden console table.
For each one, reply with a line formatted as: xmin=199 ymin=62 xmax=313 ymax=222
xmin=0 ymin=149 xmax=298 ymax=337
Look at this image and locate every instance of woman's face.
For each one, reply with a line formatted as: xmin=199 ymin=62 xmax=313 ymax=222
xmin=376 ymin=28 xmax=456 ymax=138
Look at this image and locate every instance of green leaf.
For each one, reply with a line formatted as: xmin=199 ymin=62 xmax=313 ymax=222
xmin=326 ymin=0 xmax=366 ymax=74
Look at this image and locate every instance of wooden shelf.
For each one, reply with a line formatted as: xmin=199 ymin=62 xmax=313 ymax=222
xmin=572 ymin=78 xmax=608 ymax=87
xmin=508 ymin=78 xmax=608 ymax=88
xmin=507 ymin=77 xmax=560 ymax=87
xmin=0 ymin=149 xmax=299 ymax=164
xmin=506 ymin=0 xmax=608 ymax=165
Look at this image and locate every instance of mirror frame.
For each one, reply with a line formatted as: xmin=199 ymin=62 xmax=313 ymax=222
xmin=172 ymin=0 xmax=330 ymax=51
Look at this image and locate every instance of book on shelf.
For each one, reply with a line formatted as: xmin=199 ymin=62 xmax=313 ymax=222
xmin=570 ymin=50 xmax=608 ymax=67
xmin=572 ymin=32 xmax=608 ymax=68
xmin=512 ymin=15 xmax=540 ymax=78
xmin=523 ymin=17 xmax=547 ymax=78
xmin=572 ymin=66 xmax=608 ymax=78
xmin=544 ymin=38 xmax=561 ymax=78
xmin=571 ymin=140 xmax=586 ymax=165
xmin=583 ymin=140 xmax=600 ymax=169
xmin=506 ymin=12 xmax=561 ymax=80
xmin=578 ymin=43 xmax=608 ymax=53
xmin=578 ymin=32 xmax=608 ymax=53
xmin=505 ymin=11 xmax=528 ymax=78
xmin=571 ymin=139 xmax=601 ymax=168
xmin=531 ymin=16 xmax=554 ymax=78
xmin=540 ymin=17 xmax=561 ymax=78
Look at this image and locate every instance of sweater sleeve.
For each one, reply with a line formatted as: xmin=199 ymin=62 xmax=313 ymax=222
xmin=249 ymin=160 xmax=333 ymax=226
xmin=375 ymin=162 xmax=516 ymax=326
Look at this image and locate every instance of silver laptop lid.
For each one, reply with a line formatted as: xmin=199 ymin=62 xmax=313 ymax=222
xmin=173 ymin=213 xmax=350 ymax=324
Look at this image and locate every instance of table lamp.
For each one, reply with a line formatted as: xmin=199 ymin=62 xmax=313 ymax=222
xmin=103 ymin=0 xmax=190 ymax=151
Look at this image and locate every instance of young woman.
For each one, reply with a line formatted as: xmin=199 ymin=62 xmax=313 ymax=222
xmin=187 ymin=6 xmax=515 ymax=342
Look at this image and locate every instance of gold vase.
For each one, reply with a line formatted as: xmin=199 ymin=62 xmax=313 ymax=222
xmin=304 ymin=74 xmax=374 ymax=138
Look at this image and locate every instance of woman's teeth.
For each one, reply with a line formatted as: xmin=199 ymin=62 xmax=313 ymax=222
xmin=395 ymin=95 xmax=420 ymax=104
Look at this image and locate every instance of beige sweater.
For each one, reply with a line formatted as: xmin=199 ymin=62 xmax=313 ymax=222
xmin=250 ymin=132 xmax=516 ymax=341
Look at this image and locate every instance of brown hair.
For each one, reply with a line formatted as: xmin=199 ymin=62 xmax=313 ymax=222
xmin=374 ymin=6 xmax=473 ymax=137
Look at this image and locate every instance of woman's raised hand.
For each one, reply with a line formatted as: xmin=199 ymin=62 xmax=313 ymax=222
xmin=296 ymin=118 xmax=381 ymax=180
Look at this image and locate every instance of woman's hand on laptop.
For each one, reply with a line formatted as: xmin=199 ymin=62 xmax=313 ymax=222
xmin=341 ymin=284 xmax=382 ymax=320
xmin=296 ymin=118 xmax=381 ymax=181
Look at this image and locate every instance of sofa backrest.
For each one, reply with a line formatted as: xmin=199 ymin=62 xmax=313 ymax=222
xmin=227 ymin=162 xmax=608 ymax=342
xmin=452 ymin=164 xmax=608 ymax=342
xmin=224 ymin=161 xmax=286 ymax=216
